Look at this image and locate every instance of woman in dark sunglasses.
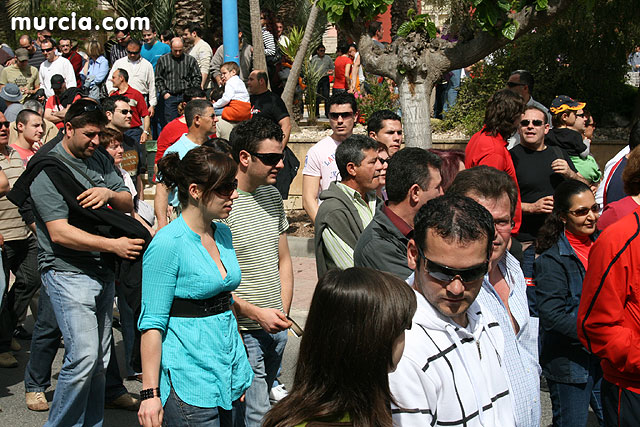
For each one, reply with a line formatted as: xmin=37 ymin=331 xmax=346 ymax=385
xmin=138 ymin=146 xmax=253 ymax=427
xmin=534 ymin=179 xmax=603 ymax=427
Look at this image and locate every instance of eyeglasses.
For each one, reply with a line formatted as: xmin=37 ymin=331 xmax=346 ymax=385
xmin=0 ymin=121 xmax=10 ymax=129
xmin=41 ymin=47 xmax=54 ymax=53
xmin=568 ymin=203 xmax=599 ymax=217
xmin=116 ymin=109 xmax=133 ymax=115
xmin=378 ymin=157 xmax=389 ymax=164
xmin=127 ymin=50 xmax=140 ymax=55
xmin=249 ymin=151 xmax=284 ymax=166
xmin=520 ymin=119 xmax=544 ymax=127
xmin=506 ymin=81 xmax=527 ymax=88
xmin=213 ymin=179 xmax=238 ymax=197
xmin=328 ymin=112 xmax=354 ymax=120
xmin=418 ymin=246 xmax=488 ymax=284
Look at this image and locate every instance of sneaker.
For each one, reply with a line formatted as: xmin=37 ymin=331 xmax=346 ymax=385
xmin=105 ymin=393 xmax=140 ymax=411
xmin=10 ymin=338 xmax=21 ymax=352
xmin=0 ymin=352 xmax=18 ymax=368
xmin=25 ymin=392 xmax=49 ymax=411
xmin=269 ymin=383 xmax=288 ymax=403
xmin=13 ymin=325 xmax=32 ymax=340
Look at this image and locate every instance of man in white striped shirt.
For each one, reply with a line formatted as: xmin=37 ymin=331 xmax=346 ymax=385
xmin=448 ymin=166 xmax=541 ymax=427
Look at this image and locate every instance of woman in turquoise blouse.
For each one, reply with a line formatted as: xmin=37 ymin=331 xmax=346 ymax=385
xmin=138 ymin=146 xmax=253 ymax=427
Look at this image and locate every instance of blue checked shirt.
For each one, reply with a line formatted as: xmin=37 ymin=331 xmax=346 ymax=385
xmin=476 ymin=251 xmax=541 ymax=427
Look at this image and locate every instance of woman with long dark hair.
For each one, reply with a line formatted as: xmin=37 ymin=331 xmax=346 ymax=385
xmin=534 ymin=179 xmax=603 ymax=427
xmin=263 ymin=267 xmax=416 ymax=427
xmin=137 ymin=146 xmax=253 ymax=427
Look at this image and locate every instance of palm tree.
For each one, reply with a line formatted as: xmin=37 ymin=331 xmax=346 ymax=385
xmin=173 ymin=0 xmax=206 ymax=29
xmin=250 ymin=0 xmax=267 ymax=72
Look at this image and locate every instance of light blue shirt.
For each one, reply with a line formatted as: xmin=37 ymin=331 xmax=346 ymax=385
xmin=82 ymin=56 xmax=109 ymax=86
xmin=138 ymin=217 xmax=253 ymax=408
xmin=141 ymin=40 xmax=171 ymax=70
xmin=476 ymin=251 xmax=541 ymax=427
xmin=163 ymin=134 xmax=199 ymax=206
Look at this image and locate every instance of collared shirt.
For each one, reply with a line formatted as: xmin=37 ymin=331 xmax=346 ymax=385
xmin=187 ymin=39 xmax=213 ymax=76
xmin=163 ymin=134 xmax=200 ymax=206
xmin=476 ymin=251 xmax=541 ymax=427
xmin=322 ymin=182 xmax=376 ymax=269
xmin=155 ymin=53 xmax=202 ymax=98
xmin=109 ymin=43 xmax=128 ymax=66
xmin=106 ymin=56 xmax=157 ymax=107
xmin=83 ymin=56 xmax=109 ymax=87
xmin=382 ymin=203 xmax=413 ymax=237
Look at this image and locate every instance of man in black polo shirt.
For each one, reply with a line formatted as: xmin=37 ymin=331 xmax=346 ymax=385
xmin=247 ymin=69 xmax=297 ymax=199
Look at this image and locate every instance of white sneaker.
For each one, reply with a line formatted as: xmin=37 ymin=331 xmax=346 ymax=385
xmin=269 ymin=384 xmax=288 ymax=403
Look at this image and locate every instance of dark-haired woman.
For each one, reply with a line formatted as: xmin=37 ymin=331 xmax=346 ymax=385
xmin=138 ymin=146 xmax=253 ymax=427
xmin=534 ymin=179 xmax=603 ymax=427
xmin=263 ymin=267 xmax=416 ymax=427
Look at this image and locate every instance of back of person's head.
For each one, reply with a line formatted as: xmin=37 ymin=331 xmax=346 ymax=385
xmin=101 ymin=95 xmax=130 ymax=114
xmin=157 ymin=146 xmax=237 ymax=206
xmin=327 ymin=91 xmax=357 ymax=115
xmin=413 ymin=194 xmax=495 ymax=266
xmin=99 ymin=127 xmax=123 ymax=147
xmin=511 ymin=69 xmax=534 ymax=93
xmin=161 ymin=29 xmax=174 ymax=42
xmin=630 ymin=120 xmax=640 ymax=150
xmin=64 ymin=98 xmax=107 ymax=128
xmin=263 ymin=267 xmax=416 ymax=427
xmin=221 ymin=61 xmax=240 ymax=75
xmin=623 ymin=146 xmax=640 ymax=196
xmin=447 ymin=165 xmax=518 ymax=219
xmin=535 ymin=179 xmax=592 ymax=254
xmin=184 ymin=99 xmax=213 ymax=128
xmin=336 ymin=42 xmax=349 ymax=55
xmin=366 ymin=109 xmax=401 ymax=134
xmin=203 ymin=137 xmax=232 ymax=155
xmin=368 ymin=21 xmax=382 ymax=37
xmin=255 ymin=70 xmax=269 ymax=86
xmin=427 ymin=149 xmax=465 ymax=191
xmin=15 ymin=109 xmax=41 ymax=132
xmin=23 ymin=100 xmax=44 ymax=115
xmin=386 ymin=148 xmax=441 ymax=203
xmin=229 ymin=116 xmax=283 ymax=163
xmin=483 ymin=89 xmax=525 ymax=139
xmin=335 ymin=134 xmax=378 ymax=179
xmin=183 ymin=87 xmax=208 ymax=103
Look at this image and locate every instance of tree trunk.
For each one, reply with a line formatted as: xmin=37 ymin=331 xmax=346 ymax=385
xmin=397 ymin=74 xmax=433 ymax=148
xmin=174 ymin=0 xmax=206 ymax=29
xmin=250 ymin=0 xmax=267 ymax=72
xmin=391 ymin=0 xmax=416 ymax=35
xmin=281 ymin=2 xmax=320 ymax=127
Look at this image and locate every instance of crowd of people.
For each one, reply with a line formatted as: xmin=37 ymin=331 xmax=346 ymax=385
xmin=0 ymin=21 xmax=638 ymax=427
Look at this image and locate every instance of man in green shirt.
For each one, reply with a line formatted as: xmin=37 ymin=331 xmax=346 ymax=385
xmin=0 ymin=48 xmax=40 ymax=101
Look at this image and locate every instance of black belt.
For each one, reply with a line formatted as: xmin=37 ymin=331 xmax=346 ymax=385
xmin=169 ymin=292 xmax=231 ymax=318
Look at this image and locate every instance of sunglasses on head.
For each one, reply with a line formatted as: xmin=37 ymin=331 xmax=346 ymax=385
xmin=249 ymin=151 xmax=284 ymax=166
xmin=568 ymin=203 xmax=599 ymax=217
xmin=418 ymin=246 xmax=488 ymax=284
xmin=213 ymin=179 xmax=238 ymax=197
xmin=328 ymin=112 xmax=353 ymax=120
xmin=520 ymin=119 xmax=544 ymax=127
xmin=66 ymin=103 xmax=102 ymax=123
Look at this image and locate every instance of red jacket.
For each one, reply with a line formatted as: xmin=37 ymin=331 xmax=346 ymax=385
xmin=465 ymin=129 xmax=522 ymax=234
xmin=578 ymin=206 xmax=640 ymax=392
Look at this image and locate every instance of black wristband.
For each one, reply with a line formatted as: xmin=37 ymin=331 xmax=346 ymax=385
xmin=140 ymin=387 xmax=160 ymax=401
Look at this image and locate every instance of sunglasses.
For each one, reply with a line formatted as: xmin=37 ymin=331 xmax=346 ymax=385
xmin=418 ymin=247 xmax=488 ymax=284
xmin=568 ymin=203 xmax=599 ymax=217
xmin=506 ymin=81 xmax=527 ymax=88
xmin=249 ymin=151 xmax=284 ymax=166
xmin=213 ymin=179 xmax=238 ymax=197
xmin=520 ymin=119 xmax=544 ymax=127
xmin=66 ymin=103 xmax=102 ymax=123
xmin=127 ymin=50 xmax=140 ymax=55
xmin=41 ymin=47 xmax=55 ymax=53
xmin=117 ymin=109 xmax=133 ymax=115
xmin=0 ymin=121 xmax=10 ymax=129
xmin=378 ymin=157 xmax=389 ymax=164
xmin=328 ymin=112 xmax=354 ymax=120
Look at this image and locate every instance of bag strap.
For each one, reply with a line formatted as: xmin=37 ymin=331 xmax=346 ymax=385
xmin=48 ymin=152 xmax=98 ymax=188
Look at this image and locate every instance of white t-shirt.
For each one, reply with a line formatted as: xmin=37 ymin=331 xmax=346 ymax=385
xmin=39 ymin=56 xmax=77 ymax=97
xmin=302 ymin=135 xmax=341 ymax=200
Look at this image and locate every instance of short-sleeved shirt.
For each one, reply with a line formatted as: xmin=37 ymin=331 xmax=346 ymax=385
xmin=110 ymin=85 xmax=149 ymax=128
xmin=120 ymin=132 xmax=145 ymax=183
xmin=141 ymin=41 xmax=171 ymax=70
xmin=302 ymin=135 xmax=341 ymax=199
xmin=510 ymin=144 xmax=577 ymax=241
xmin=155 ymin=117 xmax=188 ymax=164
xmin=29 ymin=143 xmax=130 ymax=281
xmin=333 ymin=55 xmax=352 ymax=90
xmin=222 ymin=185 xmax=288 ymax=331
xmin=0 ymin=147 xmax=31 ymax=241
xmin=163 ymin=134 xmax=200 ymax=206
xmin=0 ymin=64 xmax=40 ymax=97
xmin=250 ymin=91 xmax=289 ymax=124
xmin=46 ymin=93 xmax=82 ymax=129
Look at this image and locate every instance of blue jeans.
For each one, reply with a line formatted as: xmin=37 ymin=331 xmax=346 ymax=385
xmin=163 ymin=95 xmax=182 ymax=126
xmin=547 ymin=358 xmax=604 ymax=427
xmin=443 ymin=68 xmax=461 ymax=113
xmin=240 ymin=329 xmax=288 ymax=426
xmin=163 ymin=385 xmax=238 ymax=427
xmin=42 ymin=270 xmax=115 ymax=427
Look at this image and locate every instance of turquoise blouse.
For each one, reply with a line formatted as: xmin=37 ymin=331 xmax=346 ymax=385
xmin=138 ymin=216 xmax=253 ymax=409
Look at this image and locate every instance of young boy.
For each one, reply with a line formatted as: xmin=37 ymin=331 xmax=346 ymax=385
xmin=214 ymin=61 xmax=251 ymax=138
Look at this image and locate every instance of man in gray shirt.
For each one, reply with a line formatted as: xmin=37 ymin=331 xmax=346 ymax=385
xmin=310 ymin=44 xmax=334 ymax=118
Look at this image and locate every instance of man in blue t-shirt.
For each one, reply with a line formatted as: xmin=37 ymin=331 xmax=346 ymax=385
xmin=141 ymin=26 xmax=171 ymax=71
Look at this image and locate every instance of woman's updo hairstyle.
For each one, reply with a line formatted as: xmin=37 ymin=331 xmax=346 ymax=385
xmin=157 ymin=146 xmax=237 ymax=206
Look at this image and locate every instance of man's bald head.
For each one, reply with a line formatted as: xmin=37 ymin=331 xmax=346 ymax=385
xmin=170 ymin=37 xmax=184 ymax=58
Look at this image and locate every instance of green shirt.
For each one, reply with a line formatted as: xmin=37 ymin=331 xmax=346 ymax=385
xmin=0 ymin=64 xmax=40 ymax=101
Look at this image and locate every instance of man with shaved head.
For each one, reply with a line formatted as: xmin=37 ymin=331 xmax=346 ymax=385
xmin=155 ymin=37 xmax=201 ymax=126
xmin=18 ymin=35 xmax=46 ymax=69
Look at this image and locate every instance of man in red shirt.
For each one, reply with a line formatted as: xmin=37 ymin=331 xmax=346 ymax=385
xmin=110 ymin=68 xmax=151 ymax=145
xmin=578 ymin=205 xmax=640 ymax=425
xmin=58 ymin=38 xmax=83 ymax=84
xmin=465 ymin=88 xmax=525 ymax=234
xmin=332 ymin=42 xmax=352 ymax=95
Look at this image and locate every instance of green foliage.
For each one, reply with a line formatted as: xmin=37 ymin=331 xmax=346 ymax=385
xmin=397 ymin=8 xmax=437 ymax=38
xmin=304 ymin=59 xmax=325 ymax=123
xmin=356 ymin=79 xmax=400 ymax=123
xmin=280 ymin=26 xmax=305 ymax=61
xmin=317 ymin=0 xmax=392 ymax=28
xmin=103 ymin=0 xmax=175 ymax=34
xmin=470 ymin=0 xmax=539 ymax=40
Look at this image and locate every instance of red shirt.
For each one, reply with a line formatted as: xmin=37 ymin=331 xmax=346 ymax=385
xmin=64 ymin=51 xmax=83 ymax=84
xmin=111 ymin=86 xmax=149 ymax=128
xmin=333 ymin=55 xmax=352 ymax=90
xmin=155 ymin=117 xmax=188 ymax=164
xmin=465 ymin=128 xmax=522 ymax=234
xmin=578 ymin=206 xmax=640 ymax=392
xmin=45 ymin=94 xmax=82 ymax=129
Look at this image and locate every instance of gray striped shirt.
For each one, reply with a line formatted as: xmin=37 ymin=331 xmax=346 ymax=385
xmin=155 ymin=53 xmax=202 ymax=97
